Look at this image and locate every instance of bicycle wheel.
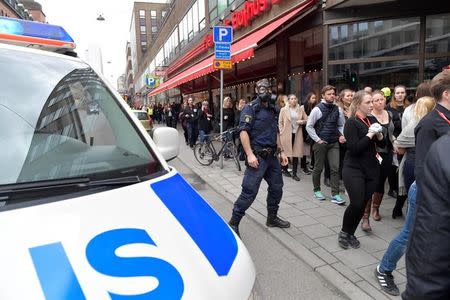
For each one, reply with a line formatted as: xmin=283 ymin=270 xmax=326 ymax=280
xmin=193 ymin=143 xmax=214 ymax=166
xmin=226 ymin=142 xmax=241 ymax=171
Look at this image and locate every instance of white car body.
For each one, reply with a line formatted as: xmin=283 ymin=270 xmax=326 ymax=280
xmin=0 ymin=43 xmax=255 ymax=300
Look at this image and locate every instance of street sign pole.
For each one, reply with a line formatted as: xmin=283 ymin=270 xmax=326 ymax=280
xmin=220 ymin=69 xmax=224 ymax=169
xmin=213 ymin=25 xmax=233 ymax=170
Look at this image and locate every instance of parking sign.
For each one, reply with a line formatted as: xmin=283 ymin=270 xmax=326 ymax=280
xmin=213 ymin=26 xmax=233 ymax=44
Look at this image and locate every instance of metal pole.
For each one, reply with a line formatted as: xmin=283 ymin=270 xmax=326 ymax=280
xmin=220 ymin=69 xmax=224 ymax=169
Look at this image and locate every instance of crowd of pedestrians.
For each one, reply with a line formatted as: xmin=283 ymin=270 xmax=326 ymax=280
xmin=145 ymin=69 xmax=449 ymax=299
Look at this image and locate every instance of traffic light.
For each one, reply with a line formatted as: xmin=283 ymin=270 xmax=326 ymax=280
xmin=349 ymin=71 xmax=358 ymax=90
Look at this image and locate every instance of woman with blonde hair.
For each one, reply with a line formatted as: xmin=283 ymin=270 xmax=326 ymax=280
xmin=338 ymin=90 xmax=385 ymax=249
xmin=276 ymin=94 xmax=288 ymax=111
xmin=361 ymin=90 xmax=395 ymax=230
xmin=395 ymin=96 xmax=435 ymax=206
xmin=279 ymin=94 xmax=308 ymax=181
xmin=375 ymin=96 xmax=435 ymax=296
xmin=336 ymin=89 xmax=354 ymax=118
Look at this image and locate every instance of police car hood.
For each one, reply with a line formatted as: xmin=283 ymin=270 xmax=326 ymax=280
xmin=0 ymin=169 xmax=255 ymax=300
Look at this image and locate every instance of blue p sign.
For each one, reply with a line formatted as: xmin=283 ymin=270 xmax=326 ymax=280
xmin=213 ymin=26 xmax=233 ymax=44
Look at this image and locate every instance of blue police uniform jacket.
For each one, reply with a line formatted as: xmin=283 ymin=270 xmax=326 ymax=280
xmin=239 ymin=99 xmax=278 ymax=149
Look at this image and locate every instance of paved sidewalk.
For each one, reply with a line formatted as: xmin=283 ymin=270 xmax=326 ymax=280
xmin=174 ymin=133 xmax=406 ymax=300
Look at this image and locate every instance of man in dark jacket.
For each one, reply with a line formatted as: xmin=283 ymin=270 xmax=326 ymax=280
xmin=403 ymin=69 xmax=450 ymax=299
xmin=403 ymin=133 xmax=450 ymax=299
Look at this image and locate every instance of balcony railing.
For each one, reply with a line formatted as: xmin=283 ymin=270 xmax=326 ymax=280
xmin=4 ymin=0 xmax=34 ymax=20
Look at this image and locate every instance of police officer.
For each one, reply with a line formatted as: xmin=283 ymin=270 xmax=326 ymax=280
xmin=228 ymin=79 xmax=291 ymax=237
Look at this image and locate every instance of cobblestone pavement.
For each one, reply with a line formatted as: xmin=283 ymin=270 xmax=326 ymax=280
xmin=173 ymin=130 xmax=406 ymax=300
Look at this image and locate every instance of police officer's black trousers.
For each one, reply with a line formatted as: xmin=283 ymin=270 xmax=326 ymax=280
xmin=232 ymin=155 xmax=284 ymax=222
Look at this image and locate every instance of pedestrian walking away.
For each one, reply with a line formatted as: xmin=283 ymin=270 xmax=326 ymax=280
xmin=306 ymin=85 xmax=346 ymax=204
xmin=338 ymin=90 xmax=385 ymax=249
xmin=228 ymin=78 xmax=291 ymax=238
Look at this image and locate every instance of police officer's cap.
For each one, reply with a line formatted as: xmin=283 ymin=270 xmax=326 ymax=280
xmin=256 ymin=79 xmax=270 ymax=88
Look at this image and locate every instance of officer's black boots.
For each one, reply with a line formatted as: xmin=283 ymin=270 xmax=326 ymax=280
xmin=266 ymin=215 xmax=291 ymax=228
xmin=228 ymin=217 xmax=241 ymax=238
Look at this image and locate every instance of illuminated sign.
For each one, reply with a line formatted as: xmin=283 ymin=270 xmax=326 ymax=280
xmin=223 ymin=0 xmax=283 ymax=30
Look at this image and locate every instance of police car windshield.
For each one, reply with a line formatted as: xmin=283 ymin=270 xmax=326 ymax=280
xmin=0 ymin=47 xmax=163 ymax=186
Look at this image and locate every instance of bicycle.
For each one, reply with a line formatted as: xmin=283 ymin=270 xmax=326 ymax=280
xmin=193 ymin=127 xmax=241 ymax=171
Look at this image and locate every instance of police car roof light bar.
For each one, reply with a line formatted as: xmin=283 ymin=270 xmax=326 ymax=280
xmin=0 ymin=16 xmax=75 ymax=49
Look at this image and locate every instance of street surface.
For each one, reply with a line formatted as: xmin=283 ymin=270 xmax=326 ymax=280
xmin=169 ymin=126 xmax=408 ymax=299
xmin=171 ymin=157 xmax=345 ymax=300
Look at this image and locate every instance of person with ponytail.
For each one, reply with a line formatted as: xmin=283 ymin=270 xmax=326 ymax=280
xmin=338 ymin=90 xmax=385 ymax=249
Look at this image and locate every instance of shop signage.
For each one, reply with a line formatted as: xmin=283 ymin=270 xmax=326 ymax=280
xmin=223 ymin=0 xmax=283 ymax=30
xmin=146 ymin=75 xmax=160 ymax=88
xmin=213 ymin=60 xmax=233 ymax=70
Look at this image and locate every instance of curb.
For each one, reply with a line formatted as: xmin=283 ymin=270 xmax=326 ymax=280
xmin=175 ymin=157 xmax=373 ymax=300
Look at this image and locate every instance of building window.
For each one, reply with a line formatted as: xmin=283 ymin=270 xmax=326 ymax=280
xmin=209 ymin=0 xmax=217 ymax=21
xmin=139 ymin=10 xmax=145 ymax=17
xmin=152 ymin=26 xmax=158 ymax=33
xmin=329 ymin=60 xmax=419 ymax=90
xmin=328 ymin=17 xmax=422 ymax=91
xmin=329 ymin=17 xmax=420 ymax=61
xmin=187 ymin=7 xmax=194 ymax=41
xmin=199 ymin=0 xmax=206 ymax=30
xmin=151 ymin=10 xmax=156 ymax=18
xmin=193 ymin=1 xmax=199 ymax=34
xmin=162 ymin=10 xmax=167 ymax=19
xmin=425 ymin=13 xmax=450 ymax=80
xmin=140 ymin=26 xmax=146 ymax=33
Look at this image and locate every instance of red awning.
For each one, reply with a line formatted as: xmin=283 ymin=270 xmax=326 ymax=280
xmin=149 ymin=0 xmax=316 ymax=96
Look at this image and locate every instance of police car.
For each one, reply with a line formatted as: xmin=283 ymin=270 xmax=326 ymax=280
xmin=0 ymin=17 xmax=256 ymax=299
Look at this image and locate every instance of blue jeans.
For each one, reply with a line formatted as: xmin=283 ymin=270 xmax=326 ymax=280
xmin=232 ymin=155 xmax=283 ymax=220
xmin=379 ymin=181 xmax=417 ymax=273
xmin=199 ymin=130 xmax=209 ymax=143
xmin=187 ymin=123 xmax=198 ymax=147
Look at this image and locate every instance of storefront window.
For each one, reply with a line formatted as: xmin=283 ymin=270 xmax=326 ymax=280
xmin=425 ymin=57 xmax=450 ymax=80
xmin=289 ymin=26 xmax=322 ymax=70
xmin=426 ymin=13 xmax=450 ymax=55
xmin=289 ymin=71 xmax=322 ymax=104
xmin=328 ymin=60 xmax=419 ymax=92
xmin=329 ymin=17 xmax=420 ymax=60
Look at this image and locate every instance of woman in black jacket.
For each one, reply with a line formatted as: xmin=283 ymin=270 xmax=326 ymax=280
xmin=222 ymin=96 xmax=235 ymax=131
xmin=183 ymin=97 xmax=199 ymax=148
xmin=197 ymin=101 xmax=213 ymax=143
xmin=338 ymin=90 xmax=385 ymax=249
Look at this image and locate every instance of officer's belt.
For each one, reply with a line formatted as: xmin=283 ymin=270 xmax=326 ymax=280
xmin=253 ymin=147 xmax=277 ymax=159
